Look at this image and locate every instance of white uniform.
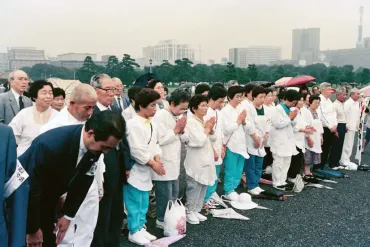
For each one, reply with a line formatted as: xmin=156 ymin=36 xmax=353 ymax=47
xmin=340 ymin=97 xmax=361 ymax=167
xmin=122 ymin=104 xmax=136 ymax=121
xmin=41 ymin=107 xmax=104 ymax=247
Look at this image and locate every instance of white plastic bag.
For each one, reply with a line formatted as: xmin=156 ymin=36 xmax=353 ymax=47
xmin=163 ymin=199 xmax=186 ymax=237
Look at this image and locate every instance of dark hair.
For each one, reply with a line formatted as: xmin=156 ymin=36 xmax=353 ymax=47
xmin=168 ymin=89 xmax=190 ymax=106
xmin=195 ymin=84 xmax=210 ymax=95
xmin=85 ymin=110 xmax=125 ymax=141
xmin=283 ymin=89 xmax=300 ymax=102
xmin=53 ymin=87 xmax=65 ymax=99
xmin=302 ymin=92 xmax=311 ymax=101
xmin=312 ymin=86 xmax=319 ymax=90
xmin=251 ymin=86 xmax=266 ymax=99
xmin=135 ymin=88 xmax=161 ymax=111
xmin=278 ymin=91 xmax=286 ymax=100
xmin=29 ymin=80 xmax=54 ymax=101
xmin=299 ymin=84 xmax=309 ymax=93
xmin=212 ymin=82 xmax=225 ymax=89
xmin=189 ymin=95 xmax=208 ymax=114
xmin=309 ymin=94 xmax=321 ymax=104
xmin=227 ymin=86 xmax=244 ymax=100
xmin=244 ymin=83 xmax=256 ymax=95
xmin=208 ymin=86 xmax=227 ymax=101
xmin=147 ymin=79 xmax=162 ymax=89
xmin=264 ymin=88 xmax=273 ymax=95
xmin=164 ymin=87 xmax=168 ymax=94
xmin=128 ymin=86 xmax=142 ymax=103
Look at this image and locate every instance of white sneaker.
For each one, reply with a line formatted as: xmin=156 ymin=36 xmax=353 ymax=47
xmin=129 ymin=230 xmax=150 ymax=245
xmin=248 ymin=188 xmax=260 ymax=195
xmin=256 ymin=187 xmax=265 ymax=192
xmin=140 ymin=228 xmax=157 ymax=241
xmin=156 ymin=220 xmax=165 ymax=229
xmin=186 ymin=212 xmax=200 ymax=224
xmin=195 ymin=212 xmax=207 ymax=222
xmin=225 ymin=191 xmax=239 ymax=201
xmin=287 ymin=177 xmax=297 ymax=183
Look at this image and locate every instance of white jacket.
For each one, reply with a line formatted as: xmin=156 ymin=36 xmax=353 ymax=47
xmin=344 ymin=97 xmax=361 ymax=131
xmin=220 ymin=104 xmax=249 ymax=159
xmin=122 ymin=104 xmax=136 ymax=121
xmin=151 ymin=109 xmax=186 ymax=181
xmin=184 ymin=116 xmax=217 ymax=186
xmin=204 ymin=107 xmax=224 ymax=165
xmin=269 ymin=104 xmax=298 ymax=157
xmin=291 ymin=107 xmax=310 ymax=152
xmin=127 ymin=115 xmax=162 ymax=191
xmin=244 ymin=105 xmax=267 ymax=157
xmin=305 ymin=109 xmax=324 ymax=153
xmin=263 ymin=104 xmax=276 ymax=147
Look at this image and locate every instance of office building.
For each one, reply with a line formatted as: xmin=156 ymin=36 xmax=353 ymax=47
xmin=246 ymin=46 xmax=281 ymax=65
xmin=8 ymin=47 xmax=49 ymax=71
xmin=322 ymin=48 xmax=370 ymax=69
xmin=229 ymin=48 xmax=248 ymax=68
xmin=57 ymin=53 xmax=97 ymax=61
xmin=0 ymin=53 xmax=9 ymax=72
xmin=292 ymin=28 xmax=320 ymax=65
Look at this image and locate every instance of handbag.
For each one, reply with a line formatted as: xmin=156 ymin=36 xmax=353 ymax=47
xmin=164 ymin=199 xmax=186 ymax=237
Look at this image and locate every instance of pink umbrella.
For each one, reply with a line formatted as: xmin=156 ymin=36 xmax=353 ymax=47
xmin=275 ymin=77 xmax=293 ymax=86
xmin=285 ymin=76 xmax=315 ymax=87
xmin=360 ymin=85 xmax=370 ymax=97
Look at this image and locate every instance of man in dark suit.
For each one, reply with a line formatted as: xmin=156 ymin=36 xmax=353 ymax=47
xmin=18 ymin=111 xmax=125 ymax=247
xmin=0 ymin=124 xmax=22 ymax=246
xmin=90 ymin=74 xmax=130 ymax=247
xmin=112 ymin=77 xmax=130 ymax=112
xmin=0 ymin=70 xmax=33 ymax=124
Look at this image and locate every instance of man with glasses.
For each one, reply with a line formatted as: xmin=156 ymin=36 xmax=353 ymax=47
xmin=0 ymin=70 xmax=33 ymax=124
xmin=112 ymin=77 xmax=130 ymax=112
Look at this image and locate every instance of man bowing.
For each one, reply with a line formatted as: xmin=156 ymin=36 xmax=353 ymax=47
xmin=19 ymin=111 xmax=125 ymax=247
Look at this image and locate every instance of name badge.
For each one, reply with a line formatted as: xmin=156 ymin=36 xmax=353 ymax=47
xmin=4 ymin=160 xmax=29 ymax=198
xmin=85 ymin=163 xmax=98 ymax=176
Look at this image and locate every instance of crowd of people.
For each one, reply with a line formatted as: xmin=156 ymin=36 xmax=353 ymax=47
xmin=0 ymin=70 xmax=367 ymax=246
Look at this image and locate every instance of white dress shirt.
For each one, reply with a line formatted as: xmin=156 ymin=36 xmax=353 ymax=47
xmin=333 ymin=100 xmax=346 ymax=124
xmin=317 ymin=94 xmax=337 ymax=129
xmin=122 ymin=104 xmax=136 ymax=121
xmin=40 ymin=107 xmax=84 ymax=134
xmin=344 ymin=97 xmax=361 ymax=131
xmin=11 ymin=88 xmax=21 ymax=109
xmin=97 ymin=102 xmax=110 ymax=111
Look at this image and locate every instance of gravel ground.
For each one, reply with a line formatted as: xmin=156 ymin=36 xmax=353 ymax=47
xmin=121 ymin=143 xmax=370 ymax=247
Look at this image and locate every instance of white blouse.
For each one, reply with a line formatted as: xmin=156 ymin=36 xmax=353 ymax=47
xmin=305 ymin=109 xmax=324 ymax=153
xmin=183 ymin=116 xmax=217 ymax=186
xmin=220 ymin=104 xmax=249 ymax=159
xmin=269 ymin=104 xmax=298 ymax=157
xmin=122 ymin=104 xmax=137 ymax=121
xmin=244 ymin=105 xmax=267 ymax=157
xmin=9 ymin=106 xmax=58 ymax=157
xmin=263 ymin=104 xmax=276 ymax=148
xmin=126 ymin=115 xmax=162 ymax=191
xmin=152 ymin=109 xmax=187 ymax=181
xmin=291 ymin=107 xmax=310 ymax=153
xmin=204 ymin=107 xmax=224 ymax=165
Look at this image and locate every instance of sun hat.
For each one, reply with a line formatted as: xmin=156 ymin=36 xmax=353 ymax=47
xmin=230 ymin=193 xmax=258 ymax=210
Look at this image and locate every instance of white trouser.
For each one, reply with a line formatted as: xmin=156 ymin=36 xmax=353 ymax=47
xmin=272 ymin=154 xmax=292 ymax=187
xmin=58 ymin=179 xmax=100 ymax=247
xmin=340 ymin=130 xmax=356 ymax=166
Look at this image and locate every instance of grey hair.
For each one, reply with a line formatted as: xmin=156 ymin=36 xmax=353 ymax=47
xmin=70 ymin=84 xmax=97 ymax=103
xmin=319 ymin=82 xmax=331 ymax=91
xmin=336 ymin=86 xmax=347 ymax=95
xmin=8 ymin=70 xmax=27 ymax=82
xmin=349 ymin=88 xmax=359 ymax=96
xmin=90 ymin=74 xmax=111 ymax=88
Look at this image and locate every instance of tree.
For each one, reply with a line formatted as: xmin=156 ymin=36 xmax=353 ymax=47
xmin=326 ymin=66 xmax=341 ymax=85
xmin=117 ymin=54 xmax=140 ymax=85
xmin=105 ymin=56 xmax=120 ymax=77
xmin=246 ymin=64 xmax=258 ymax=82
xmin=173 ymin=58 xmax=194 ymax=82
xmin=153 ymin=60 xmax=174 ymax=83
xmin=224 ymin=62 xmax=236 ymax=82
xmin=359 ymin=68 xmax=370 ymax=83
xmin=76 ymin=56 xmax=98 ymax=83
xmin=273 ymin=66 xmax=285 ymax=81
xmin=20 ymin=64 xmax=74 ymax=80
xmin=342 ymin=65 xmax=354 ymax=82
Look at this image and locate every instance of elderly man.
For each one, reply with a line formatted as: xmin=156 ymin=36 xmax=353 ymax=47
xmin=316 ymin=82 xmax=338 ymax=170
xmin=0 ymin=70 xmax=33 ymax=124
xmin=40 ymin=84 xmax=99 ymax=247
xmin=330 ymin=87 xmax=347 ymax=169
xmin=340 ymin=88 xmax=361 ymax=169
xmin=90 ymin=74 xmax=129 ymax=247
xmin=112 ymin=77 xmax=130 ymax=112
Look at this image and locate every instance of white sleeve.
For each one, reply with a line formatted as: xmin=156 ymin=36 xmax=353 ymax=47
xmin=221 ymin=108 xmax=239 ymax=136
xmin=126 ymin=123 xmax=151 ymax=165
xmin=153 ymin=114 xmax=178 ymax=146
xmin=184 ymin=120 xmax=208 ymax=148
xmin=8 ymin=110 xmax=24 ymax=145
xmin=272 ymin=108 xmax=291 ymax=129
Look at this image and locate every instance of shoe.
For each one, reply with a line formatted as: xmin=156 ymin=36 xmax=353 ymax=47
xmin=303 ymin=175 xmax=319 ymax=184
xmin=129 ymin=231 xmax=150 ymax=245
xmin=186 ymin=212 xmax=200 ymax=224
xmin=273 ymin=185 xmax=286 ymax=191
xmin=140 ymin=228 xmax=157 ymax=241
xmin=248 ymin=188 xmax=261 ymax=195
xmin=331 ymin=166 xmax=345 ymax=170
xmin=265 ymin=166 xmax=272 ymax=174
xmin=224 ymin=191 xmax=239 ymax=201
xmin=287 ymin=177 xmax=297 ymax=184
xmin=256 ymin=187 xmax=265 ymax=192
xmin=156 ymin=220 xmax=165 ymax=229
xmin=195 ymin=212 xmax=207 ymax=221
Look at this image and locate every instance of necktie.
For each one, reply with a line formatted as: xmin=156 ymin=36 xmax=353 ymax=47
xmin=19 ymin=96 xmax=24 ymax=110
xmin=117 ymin=97 xmax=123 ymax=111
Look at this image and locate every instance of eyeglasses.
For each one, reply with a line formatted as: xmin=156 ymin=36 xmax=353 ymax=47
xmin=96 ymin=87 xmax=118 ymax=93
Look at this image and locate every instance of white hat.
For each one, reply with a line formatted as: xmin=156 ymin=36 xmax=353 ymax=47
xmin=230 ymin=193 xmax=258 ymax=210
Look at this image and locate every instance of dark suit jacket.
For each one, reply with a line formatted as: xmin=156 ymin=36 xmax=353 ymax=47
xmin=0 ymin=124 xmax=17 ymax=246
xmin=0 ymin=90 xmax=32 ymax=125
xmin=18 ymin=125 xmax=99 ymax=234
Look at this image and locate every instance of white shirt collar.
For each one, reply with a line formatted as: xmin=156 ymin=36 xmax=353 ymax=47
xmin=66 ymin=107 xmax=85 ymax=124
xmin=97 ymin=102 xmax=110 ymax=111
xmin=80 ymin=127 xmax=88 ymax=154
xmin=11 ymin=88 xmax=21 ymax=101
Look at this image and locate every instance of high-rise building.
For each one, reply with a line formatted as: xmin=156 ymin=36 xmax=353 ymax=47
xmin=8 ymin=47 xmax=49 ymax=71
xmin=57 ymin=53 xmax=97 ymax=61
xmin=292 ymin=28 xmax=320 ymax=65
xmin=0 ymin=53 xmax=9 ymax=72
xmin=229 ymin=46 xmax=281 ymax=68
xmin=142 ymin=40 xmax=195 ymax=64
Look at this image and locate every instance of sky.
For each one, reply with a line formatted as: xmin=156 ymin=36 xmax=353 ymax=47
xmin=1 ymin=0 xmax=370 ymax=63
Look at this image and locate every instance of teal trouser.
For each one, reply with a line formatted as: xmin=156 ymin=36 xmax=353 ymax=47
xmin=204 ymin=165 xmax=221 ymax=203
xmin=124 ymin=183 xmax=150 ymax=234
xmin=223 ymin=148 xmax=245 ymax=195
